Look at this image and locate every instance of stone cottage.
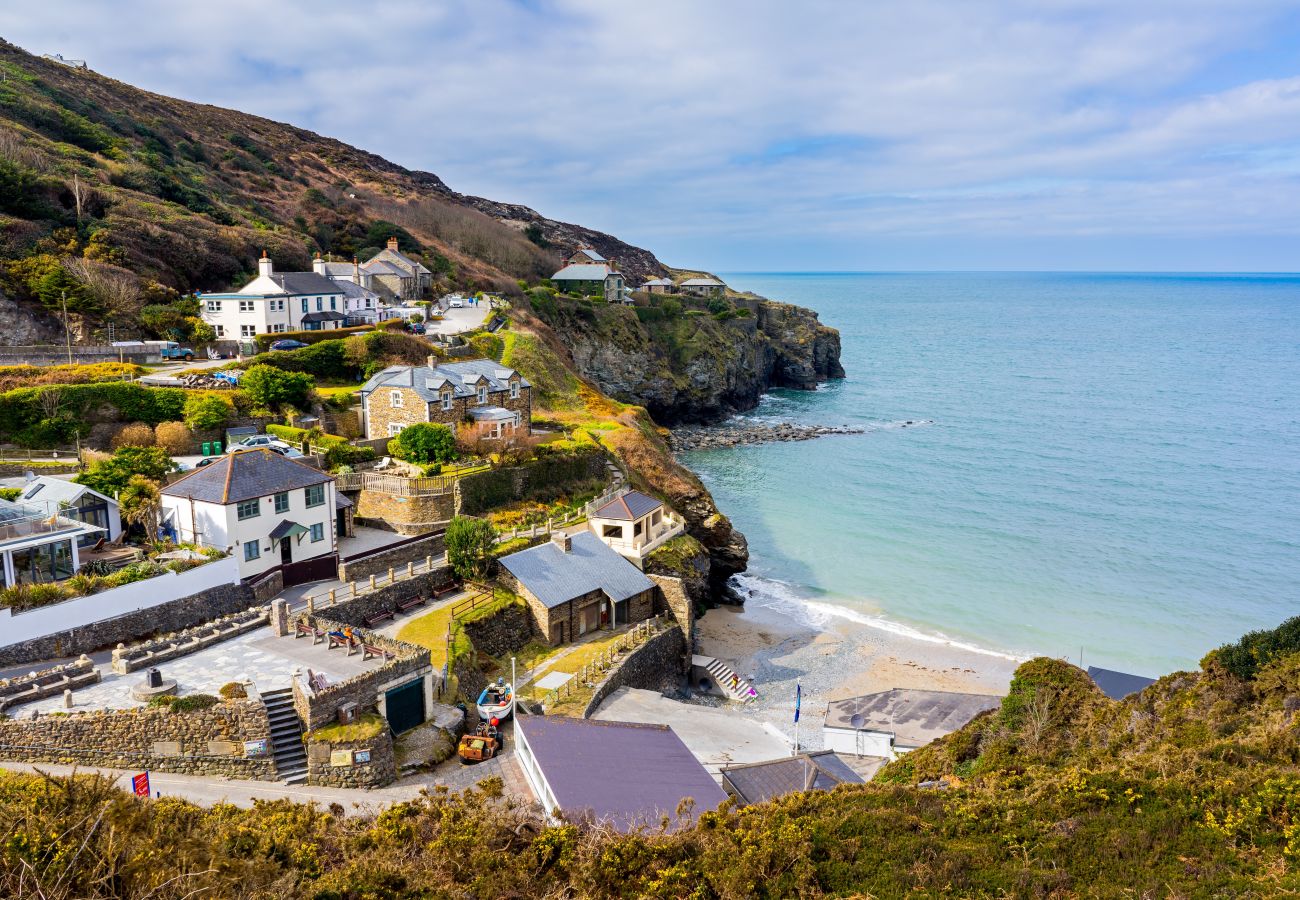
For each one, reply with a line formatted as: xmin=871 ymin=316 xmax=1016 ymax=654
xmin=363 ymin=238 xmax=432 ymax=301
xmin=497 ymin=531 xmax=657 ymax=645
xmin=357 ymin=357 xmax=531 ymax=441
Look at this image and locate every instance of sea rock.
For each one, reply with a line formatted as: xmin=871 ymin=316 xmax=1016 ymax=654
xmin=669 ymin=421 xmax=870 ymax=452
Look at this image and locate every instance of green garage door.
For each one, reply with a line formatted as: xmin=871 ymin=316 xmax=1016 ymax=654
xmin=385 ymin=679 xmax=425 ymax=735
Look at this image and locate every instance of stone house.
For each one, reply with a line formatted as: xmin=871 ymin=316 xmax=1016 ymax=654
xmin=551 ymin=261 xmax=626 ymax=303
xmin=497 ymin=531 xmax=657 ymax=645
xmin=159 ymin=449 xmax=341 ymax=586
xmin=357 ymin=357 xmax=532 ymax=441
xmin=566 ymin=247 xmax=606 ymax=266
xmin=363 ymin=238 xmax=432 ymax=300
xmin=587 ymin=489 xmax=685 ymax=569
xmin=678 ymin=277 xmax=726 ymax=299
xmin=639 ymin=277 xmax=674 ymax=295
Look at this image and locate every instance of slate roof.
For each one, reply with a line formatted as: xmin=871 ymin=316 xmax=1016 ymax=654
xmin=363 ymin=259 xmax=412 ymax=277
xmin=498 ymin=531 xmax=654 ymax=609
xmin=552 ymin=263 xmax=619 ymax=281
xmin=824 ymin=689 xmax=1001 ymax=748
xmin=640 ymin=278 xmax=673 ymax=287
xmin=679 ymin=277 xmax=725 ymax=287
xmin=320 ymin=261 xmax=362 ymax=278
xmin=367 ymin=246 xmax=432 ymax=275
xmin=1087 ymin=666 xmax=1156 ymax=700
xmin=333 ymin=280 xmax=378 ymax=302
xmin=334 ymin=492 xmax=353 ymax=510
xmin=720 ymin=751 xmax=864 ymax=806
xmin=591 ymin=490 xmax=663 ymax=522
xmin=359 ymin=358 xmax=530 ymax=404
xmin=516 ymin=716 xmax=725 ymax=832
xmin=467 ymin=405 xmax=517 ymax=422
xmin=570 ymin=248 xmax=606 ymax=262
xmin=268 ymin=271 xmax=342 ymax=296
xmin=19 ymin=476 xmax=115 ymax=510
xmin=161 ymin=449 xmax=332 ymax=505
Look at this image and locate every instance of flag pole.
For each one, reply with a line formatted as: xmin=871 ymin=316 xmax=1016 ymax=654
xmin=794 ymin=679 xmax=801 ymax=756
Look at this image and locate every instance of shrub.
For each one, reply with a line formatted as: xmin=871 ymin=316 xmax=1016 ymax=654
xmin=183 ymin=392 xmax=235 ymax=430
xmin=218 ymin=682 xmax=248 ymax=700
xmin=250 ymin=341 xmax=351 ymax=379
xmin=1213 ymin=615 xmax=1300 ymax=680
xmin=168 ymin=694 xmax=219 ymax=713
xmin=111 ymin=423 xmax=156 ymax=449
xmin=0 ymin=487 xmax=20 ymax=501
xmin=444 ymin=516 xmax=497 ymax=581
xmin=240 ymin=364 xmax=313 ymax=410
xmin=154 ymin=421 xmax=194 ymax=455
xmin=76 ymin=446 xmax=176 ymax=496
xmin=390 ymin=423 xmax=457 ymax=465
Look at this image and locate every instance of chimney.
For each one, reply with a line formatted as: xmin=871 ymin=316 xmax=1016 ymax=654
xmin=552 ymin=532 xmax=573 ymax=553
xmin=258 ymin=250 xmax=273 ymax=279
xmin=312 ymin=253 xmax=325 ymax=276
xmin=387 ymin=236 xmax=399 ymax=252
xmin=427 ymin=354 xmax=438 ymax=370
xmin=353 ymin=256 xmax=361 ymax=285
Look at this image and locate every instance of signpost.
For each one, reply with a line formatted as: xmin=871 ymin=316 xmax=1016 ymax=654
xmin=132 ymin=771 xmax=150 ymax=798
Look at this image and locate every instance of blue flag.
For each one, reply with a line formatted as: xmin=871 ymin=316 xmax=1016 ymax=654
xmin=794 ymin=682 xmax=801 ymax=723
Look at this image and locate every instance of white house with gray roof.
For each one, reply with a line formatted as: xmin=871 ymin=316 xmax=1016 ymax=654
xmin=587 ymin=489 xmax=685 ymax=568
xmin=678 ymin=276 xmax=726 ymax=298
xmin=159 ymin=449 xmax=339 ymax=585
xmin=823 ymin=689 xmax=1002 ymax=759
xmin=313 ymin=256 xmax=382 ymax=323
xmin=498 ymin=531 xmax=657 ymax=645
xmin=357 ymin=357 xmax=531 ymax=441
xmin=16 ymin=476 xmax=121 ymax=547
xmin=199 ymin=252 xmax=348 ymax=338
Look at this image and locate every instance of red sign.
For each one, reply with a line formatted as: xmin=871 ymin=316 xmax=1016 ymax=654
xmin=132 ymin=772 xmax=150 ymax=797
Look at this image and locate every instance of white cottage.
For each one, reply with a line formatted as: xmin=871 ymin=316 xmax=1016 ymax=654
xmin=199 ymin=252 xmax=348 ymax=339
xmin=15 ymin=476 xmax=122 ymax=547
xmin=586 ymin=489 xmax=685 ymax=568
xmin=159 ymin=449 xmax=340 ymax=584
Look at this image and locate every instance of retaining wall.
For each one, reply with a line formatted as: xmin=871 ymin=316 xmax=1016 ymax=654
xmin=305 ymin=727 xmax=396 ymax=788
xmin=581 ymin=625 xmax=687 ymax=718
xmin=461 ymin=602 xmax=534 ymax=659
xmin=338 ymin=532 xmax=446 ymax=582
xmin=299 ymin=565 xmax=455 ymax=629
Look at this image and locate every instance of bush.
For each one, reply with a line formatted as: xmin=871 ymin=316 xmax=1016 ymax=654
xmin=250 ymin=341 xmax=351 ymax=379
xmin=218 ymin=682 xmax=248 ymax=700
xmin=154 ymin=421 xmax=194 ymax=455
xmin=444 ymin=516 xmax=497 ymax=581
xmin=183 ymin=392 xmax=235 ymax=430
xmin=76 ymin=446 xmax=176 ymax=496
xmin=390 ymin=423 xmax=457 ymax=465
xmin=167 ymin=694 xmax=219 ymax=713
xmin=111 ymin=423 xmax=156 ymax=449
xmin=240 ymin=364 xmax=313 ymax=410
xmin=1213 ymin=615 xmax=1300 ymax=680
xmin=251 ymin=324 xmax=376 ymax=352
xmin=0 ymin=382 xmax=186 ymax=444
xmin=0 ymin=487 xmax=20 ymax=501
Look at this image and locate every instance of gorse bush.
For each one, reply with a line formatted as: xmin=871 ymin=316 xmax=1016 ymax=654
xmin=183 ymin=391 xmax=235 ymax=430
xmin=1212 ymin=614 xmax=1300 ymax=680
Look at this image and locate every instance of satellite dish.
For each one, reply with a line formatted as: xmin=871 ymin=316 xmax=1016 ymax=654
xmin=850 ymin=714 xmax=865 ymax=729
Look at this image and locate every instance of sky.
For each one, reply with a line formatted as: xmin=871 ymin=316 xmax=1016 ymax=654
xmin=4 ymin=1 xmax=1300 ymax=271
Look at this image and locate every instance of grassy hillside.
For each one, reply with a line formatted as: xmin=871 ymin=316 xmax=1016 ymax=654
xmin=3 ymin=618 xmax=1299 ymax=897
xmin=0 ymin=39 xmax=668 ymax=341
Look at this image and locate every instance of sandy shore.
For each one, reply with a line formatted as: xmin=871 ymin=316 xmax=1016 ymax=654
xmin=694 ymin=595 xmax=1020 ymax=751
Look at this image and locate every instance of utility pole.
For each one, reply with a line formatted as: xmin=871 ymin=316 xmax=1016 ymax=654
xmin=60 ymin=290 xmax=73 ymax=364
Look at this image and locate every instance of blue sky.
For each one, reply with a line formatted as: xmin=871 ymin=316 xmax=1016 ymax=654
xmin=5 ymin=1 xmax=1300 ymax=271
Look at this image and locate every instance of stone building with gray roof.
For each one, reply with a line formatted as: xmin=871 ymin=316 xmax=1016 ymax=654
xmin=497 ymin=531 xmax=657 ymax=645
xmin=363 ymin=237 xmax=432 ymax=300
xmin=357 ymin=357 xmax=531 ymax=441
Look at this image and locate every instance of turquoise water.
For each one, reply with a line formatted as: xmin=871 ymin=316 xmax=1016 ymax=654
xmin=682 ymin=273 xmax=1300 ymax=675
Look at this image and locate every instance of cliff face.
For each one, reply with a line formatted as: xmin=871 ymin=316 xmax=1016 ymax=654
xmin=546 ymin=298 xmax=844 ymax=425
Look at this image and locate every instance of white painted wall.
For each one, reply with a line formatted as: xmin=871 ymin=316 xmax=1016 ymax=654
xmin=822 ymin=725 xmax=894 ymax=758
xmin=0 ymin=555 xmax=240 ymax=649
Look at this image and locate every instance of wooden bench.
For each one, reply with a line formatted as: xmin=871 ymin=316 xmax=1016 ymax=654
xmin=363 ymin=609 xmax=394 ymax=628
xmin=362 ymin=644 xmax=393 ymax=662
xmin=327 ymin=632 xmax=359 ymax=654
xmin=432 ymin=581 xmax=461 ymax=599
xmin=397 ymin=595 xmax=425 ymax=612
xmin=295 ymin=621 xmax=326 ymax=643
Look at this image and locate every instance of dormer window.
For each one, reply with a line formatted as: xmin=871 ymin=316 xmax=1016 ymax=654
xmin=510 ymin=379 xmax=520 ymax=400
xmin=390 ymin=390 xmax=404 ymax=408
xmin=477 ymin=386 xmax=487 ymax=405
xmin=441 ymin=391 xmax=453 ymax=411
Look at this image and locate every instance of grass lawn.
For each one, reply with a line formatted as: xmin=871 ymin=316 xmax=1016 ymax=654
xmin=396 ymin=604 xmax=458 ymax=669
xmin=316 ymin=383 xmax=362 ymax=399
xmin=307 ymin=712 xmax=385 ymax=742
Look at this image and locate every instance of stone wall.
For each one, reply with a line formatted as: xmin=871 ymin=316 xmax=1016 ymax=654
xmin=353 ymin=490 xmax=456 ymax=534
xmin=0 ymin=656 xmax=99 ymax=713
xmin=0 ymin=698 xmax=276 ymax=780
xmin=452 ymin=652 xmax=487 ymax=707
xmin=461 ymin=601 xmax=534 ymax=658
xmin=339 ymin=532 xmax=446 ymax=582
xmin=110 ymin=608 xmax=268 ymax=674
xmin=306 ymin=725 xmax=397 ymax=788
xmin=581 ymin=625 xmax=687 ymax=718
xmin=458 ymin=449 xmax=607 ymax=515
xmin=0 ymin=462 xmax=80 ymax=477
xmin=647 ymin=573 xmax=696 ymax=646
xmin=0 ymin=581 xmax=259 ymax=669
xmin=299 ymin=565 xmax=456 ymax=629
xmin=248 ymin=568 xmax=284 ymax=602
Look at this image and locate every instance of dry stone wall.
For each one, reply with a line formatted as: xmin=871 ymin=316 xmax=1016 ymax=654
xmin=300 ymin=565 xmax=455 ymax=629
xmin=0 ymin=699 xmax=276 ymax=779
xmin=581 ymin=625 xmax=687 ymax=717
xmin=354 ymin=490 xmax=456 ymax=535
xmin=461 ymin=602 xmax=534 ymax=659
xmin=306 ymin=728 xmax=396 ymax=788
xmin=339 ymin=532 xmax=446 ymax=582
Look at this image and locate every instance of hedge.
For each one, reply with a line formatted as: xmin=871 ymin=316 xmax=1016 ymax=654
xmin=251 ymin=319 xmax=405 ymax=352
xmin=249 ymin=341 xmax=351 ymax=379
xmin=265 ymin=423 xmax=350 ymax=450
xmin=0 ymin=382 xmax=187 ymax=444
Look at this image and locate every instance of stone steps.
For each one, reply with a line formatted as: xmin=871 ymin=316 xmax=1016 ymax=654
xmin=703 ymin=657 xmax=757 ymax=703
xmin=262 ymin=687 xmax=308 ymax=784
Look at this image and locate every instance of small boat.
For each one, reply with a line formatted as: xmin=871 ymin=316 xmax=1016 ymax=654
xmin=457 ymin=720 xmax=502 ymax=764
xmin=476 ymin=678 xmax=513 ymax=721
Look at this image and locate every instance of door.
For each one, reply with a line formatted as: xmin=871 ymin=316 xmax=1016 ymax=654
xmin=279 ymin=537 xmax=292 ymax=566
xmin=385 ymin=679 xmax=425 ymax=735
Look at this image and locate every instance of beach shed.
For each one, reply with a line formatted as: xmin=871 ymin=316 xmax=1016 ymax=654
xmin=719 ymin=750 xmax=866 ymax=806
xmin=823 ymin=688 xmax=1001 ymax=758
xmin=586 ymin=489 xmax=685 ymax=567
xmin=1087 ymin=666 xmax=1156 ymax=700
xmin=514 ymin=715 xmax=726 ymax=832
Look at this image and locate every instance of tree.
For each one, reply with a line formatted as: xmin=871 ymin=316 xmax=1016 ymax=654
xmin=183 ymin=393 xmax=235 ymax=431
xmin=240 ymin=364 xmax=313 ymax=410
xmin=76 ymin=446 xmax=175 ymax=497
xmin=118 ymin=474 xmax=161 ymax=542
xmin=524 ymin=222 xmax=548 ymax=247
xmin=62 ymin=258 xmax=143 ymax=322
xmin=444 ymin=516 xmax=497 ymax=581
xmin=389 ymin=423 xmax=457 ymax=464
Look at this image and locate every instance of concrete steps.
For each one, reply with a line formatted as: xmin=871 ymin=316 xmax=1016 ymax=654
xmin=262 ymin=687 xmax=308 ymax=784
xmin=695 ymin=655 xmax=758 ymax=703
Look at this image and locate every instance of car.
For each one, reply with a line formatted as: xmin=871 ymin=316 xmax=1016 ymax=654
xmin=228 ymin=435 xmax=292 ymax=453
xmin=270 ymin=339 xmax=310 ymax=351
xmin=268 ymin=445 xmax=306 ymax=459
xmin=448 ymin=297 xmax=465 ymax=308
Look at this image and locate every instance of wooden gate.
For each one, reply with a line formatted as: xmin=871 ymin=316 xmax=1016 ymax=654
xmin=280 ymin=553 xmax=338 ymax=587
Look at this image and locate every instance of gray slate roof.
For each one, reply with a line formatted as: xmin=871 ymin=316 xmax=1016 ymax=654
xmin=269 ymin=272 xmax=342 ymax=296
xmin=640 ymin=278 xmax=673 ymax=287
xmin=498 ymin=531 xmax=653 ymax=609
xmin=320 ymin=262 xmax=361 ymax=277
xmin=367 ymin=247 xmax=432 ymax=275
xmin=571 ymin=248 xmax=606 ymax=262
xmin=825 ymin=689 xmax=1001 ymax=748
xmin=592 ymin=490 xmax=663 ymax=521
xmin=517 ymin=715 xmax=725 ymax=832
xmin=679 ymin=277 xmax=725 ymax=287
xmin=552 ymin=263 xmax=618 ymax=281
xmin=1087 ymin=666 xmax=1156 ymax=700
xmin=19 ymin=476 xmax=115 ymax=510
xmin=363 ymin=260 xmax=411 ymax=277
xmin=333 ymin=280 xmax=378 ymax=302
xmin=359 ymin=358 xmax=529 ymax=404
xmin=161 ymin=449 xmax=332 ymax=505
xmin=720 ymin=751 xmax=864 ymax=806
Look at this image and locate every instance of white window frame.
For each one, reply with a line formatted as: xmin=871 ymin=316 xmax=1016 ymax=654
xmin=205 ymin=300 xmax=221 ymax=313
xmin=388 ymin=423 xmax=404 ymax=436
xmin=510 ymin=380 xmax=520 ymax=400
xmin=390 ymin=390 xmax=404 ymax=408
xmin=476 ymin=386 xmax=487 ymax=404
xmin=239 ymin=300 xmax=255 ymax=313
xmin=240 ymin=325 xmax=256 ymax=338
xmin=441 ymin=392 xmax=452 ymax=411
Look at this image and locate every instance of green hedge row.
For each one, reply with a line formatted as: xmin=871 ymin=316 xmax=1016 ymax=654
xmin=458 ymin=448 xmax=605 ymax=515
xmin=265 ymin=423 xmax=350 ymax=450
xmin=251 ymin=319 xmax=404 ymax=352
xmin=0 ymin=382 xmax=187 ymax=445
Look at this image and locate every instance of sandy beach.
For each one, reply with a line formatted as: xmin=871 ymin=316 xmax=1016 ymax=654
xmin=694 ymin=591 xmax=1021 ymax=751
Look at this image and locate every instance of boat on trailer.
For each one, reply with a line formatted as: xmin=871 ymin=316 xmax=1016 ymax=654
xmin=476 ymin=678 xmax=513 ymax=721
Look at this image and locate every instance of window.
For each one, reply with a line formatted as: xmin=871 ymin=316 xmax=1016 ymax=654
xmin=215 ymin=325 xmax=225 ymax=337
xmin=305 ymin=484 xmax=325 ymax=508
xmin=205 ymin=300 xmax=222 ymax=313
xmin=274 ymin=492 xmax=289 ymax=513
xmin=236 ymin=499 xmax=260 ymax=520
xmin=269 ymin=299 xmax=284 ymax=312
xmin=240 ymin=325 xmax=256 ymax=338
xmin=310 ymin=523 xmax=325 ymax=543
xmin=316 ymin=298 xmax=324 ymax=311
xmin=329 ymin=297 xmax=336 ymax=310
xmin=441 ymin=391 xmax=452 ymax=411
xmin=390 ymin=390 xmax=404 ymax=408
xmin=239 ymin=299 xmax=255 ymax=313
xmin=602 ymin=524 xmax=624 ymax=539
xmin=510 ymin=380 xmax=520 ymax=400
xmin=301 ymin=298 xmax=309 ymax=313
xmin=388 ymin=422 xmax=404 ymax=436
xmin=243 ymin=541 xmax=260 ymax=561
xmin=476 ymin=386 xmax=487 ymax=404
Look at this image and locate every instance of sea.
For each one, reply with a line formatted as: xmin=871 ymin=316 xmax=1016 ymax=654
xmin=679 ymin=272 xmax=1300 ymax=676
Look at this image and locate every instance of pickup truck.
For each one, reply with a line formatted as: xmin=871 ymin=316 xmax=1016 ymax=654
xmin=158 ymin=342 xmax=196 ymax=361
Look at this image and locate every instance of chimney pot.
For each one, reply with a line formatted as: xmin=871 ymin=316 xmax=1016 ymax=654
xmin=387 ymin=236 xmax=399 ymax=251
